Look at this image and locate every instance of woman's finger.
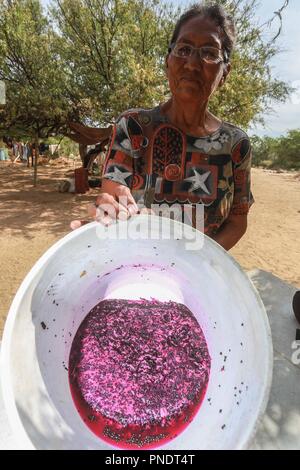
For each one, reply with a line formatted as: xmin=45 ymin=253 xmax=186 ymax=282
xmin=87 ymin=203 xmax=97 ymax=218
xmin=115 ymin=185 xmax=139 ymax=216
xmin=95 ymin=193 xmax=129 ymax=221
xmin=70 ymin=219 xmax=90 ymax=230
xmin=101 ymin=214 xmax=114 ymax=226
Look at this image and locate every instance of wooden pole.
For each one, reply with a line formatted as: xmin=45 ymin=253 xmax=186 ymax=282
xmin=33 ymin=135 xmax=39 ymax=187
xmin=79 ymin=143 xmax=87 ymax=167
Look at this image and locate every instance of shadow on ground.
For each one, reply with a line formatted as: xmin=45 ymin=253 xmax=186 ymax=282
xmin=248 ymin=269 xmax=300 ymax=450
xmin=0 ymin=163 xmax=96 ymax=240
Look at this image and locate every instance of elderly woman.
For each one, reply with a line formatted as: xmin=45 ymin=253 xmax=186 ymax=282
xmin=73 ymin=3 xmax=254 ymax=251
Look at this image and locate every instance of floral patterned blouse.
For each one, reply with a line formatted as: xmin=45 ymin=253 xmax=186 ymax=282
xmin=102 ymin=105 xmax=254 ymax=236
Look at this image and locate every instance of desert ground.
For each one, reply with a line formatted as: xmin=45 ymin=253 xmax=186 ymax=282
xmin=0 ymin=161 xmax=299 ymax=337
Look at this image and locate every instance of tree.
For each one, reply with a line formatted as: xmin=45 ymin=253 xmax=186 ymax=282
xmin=251 ymin=130 xmax=300 ymax=170
xmin=251 ymin=135 xmax=279 ymax=166
xmin=0 ymin=0 xmax=74 ymax=185
xmin=0 ymin=0 xmax=292 ymax=178
xmin=51 ymin=0 xmax=180 ymax=124
xmin=277 ymin=130 xmax=300 ymax=169
xmin=51 ymin=0 xmax=291 ymax=129
xmin=207 ymin=0 xmax=291 ymax=128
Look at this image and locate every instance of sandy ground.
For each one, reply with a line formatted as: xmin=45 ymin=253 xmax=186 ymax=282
xmin=0 ymin=161 xmax=299 ymax=337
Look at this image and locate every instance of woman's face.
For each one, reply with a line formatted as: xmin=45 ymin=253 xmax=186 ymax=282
xmin=166 ymin=15 xmax=230 ymax=104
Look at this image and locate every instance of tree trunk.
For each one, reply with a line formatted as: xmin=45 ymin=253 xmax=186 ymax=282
xmin=79 ymin=143 xmax=87 ymax=167
xmin=33 ymin=135 xmax=39 ymax=187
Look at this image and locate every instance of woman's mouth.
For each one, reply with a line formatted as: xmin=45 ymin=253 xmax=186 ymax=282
xmin=181 ymin=77 xmax=198 ymax=82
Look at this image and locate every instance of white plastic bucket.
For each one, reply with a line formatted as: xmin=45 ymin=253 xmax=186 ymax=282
xmin=0 ymin=216 xmax=272 ymax=449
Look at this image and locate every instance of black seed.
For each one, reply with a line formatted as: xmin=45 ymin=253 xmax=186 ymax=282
xmin=41 ymin=322 xmax=47 ymax=330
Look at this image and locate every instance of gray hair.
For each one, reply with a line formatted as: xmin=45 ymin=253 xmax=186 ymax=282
xmin=169 ymin=3 xmax=236 ymax=62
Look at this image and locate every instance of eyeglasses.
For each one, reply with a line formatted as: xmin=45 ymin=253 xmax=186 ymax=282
xmin=169 ymin=43 xmax=227 ymax=65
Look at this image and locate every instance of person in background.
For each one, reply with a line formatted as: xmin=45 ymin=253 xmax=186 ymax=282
xmin=0 ymin=138 xmax=8 ymax=161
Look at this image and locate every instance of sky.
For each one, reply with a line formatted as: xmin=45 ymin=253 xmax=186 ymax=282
xmin=42 ymin=0 xmax=300 ymax=137
xmin=245 ymin=0 xmax=300 ymax=137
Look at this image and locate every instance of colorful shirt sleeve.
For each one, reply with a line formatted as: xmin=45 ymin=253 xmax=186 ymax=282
xmin=102 ymin=111 xmax=148 ymax=189
xmin=230 ymin=136 xmax=254 ymax=216
xmin=102 ymin=116 xmax=134 ymax=189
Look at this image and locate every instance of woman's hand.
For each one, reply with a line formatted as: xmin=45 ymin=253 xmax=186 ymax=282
xmin=70 ymin=179 xmax=139 ymax=230
xmin=211 ymin=213 xmax=248 ymax=250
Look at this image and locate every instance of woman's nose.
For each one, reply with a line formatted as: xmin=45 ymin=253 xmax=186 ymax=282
xmin=183 ymin=52 xmax=202 ymax=71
